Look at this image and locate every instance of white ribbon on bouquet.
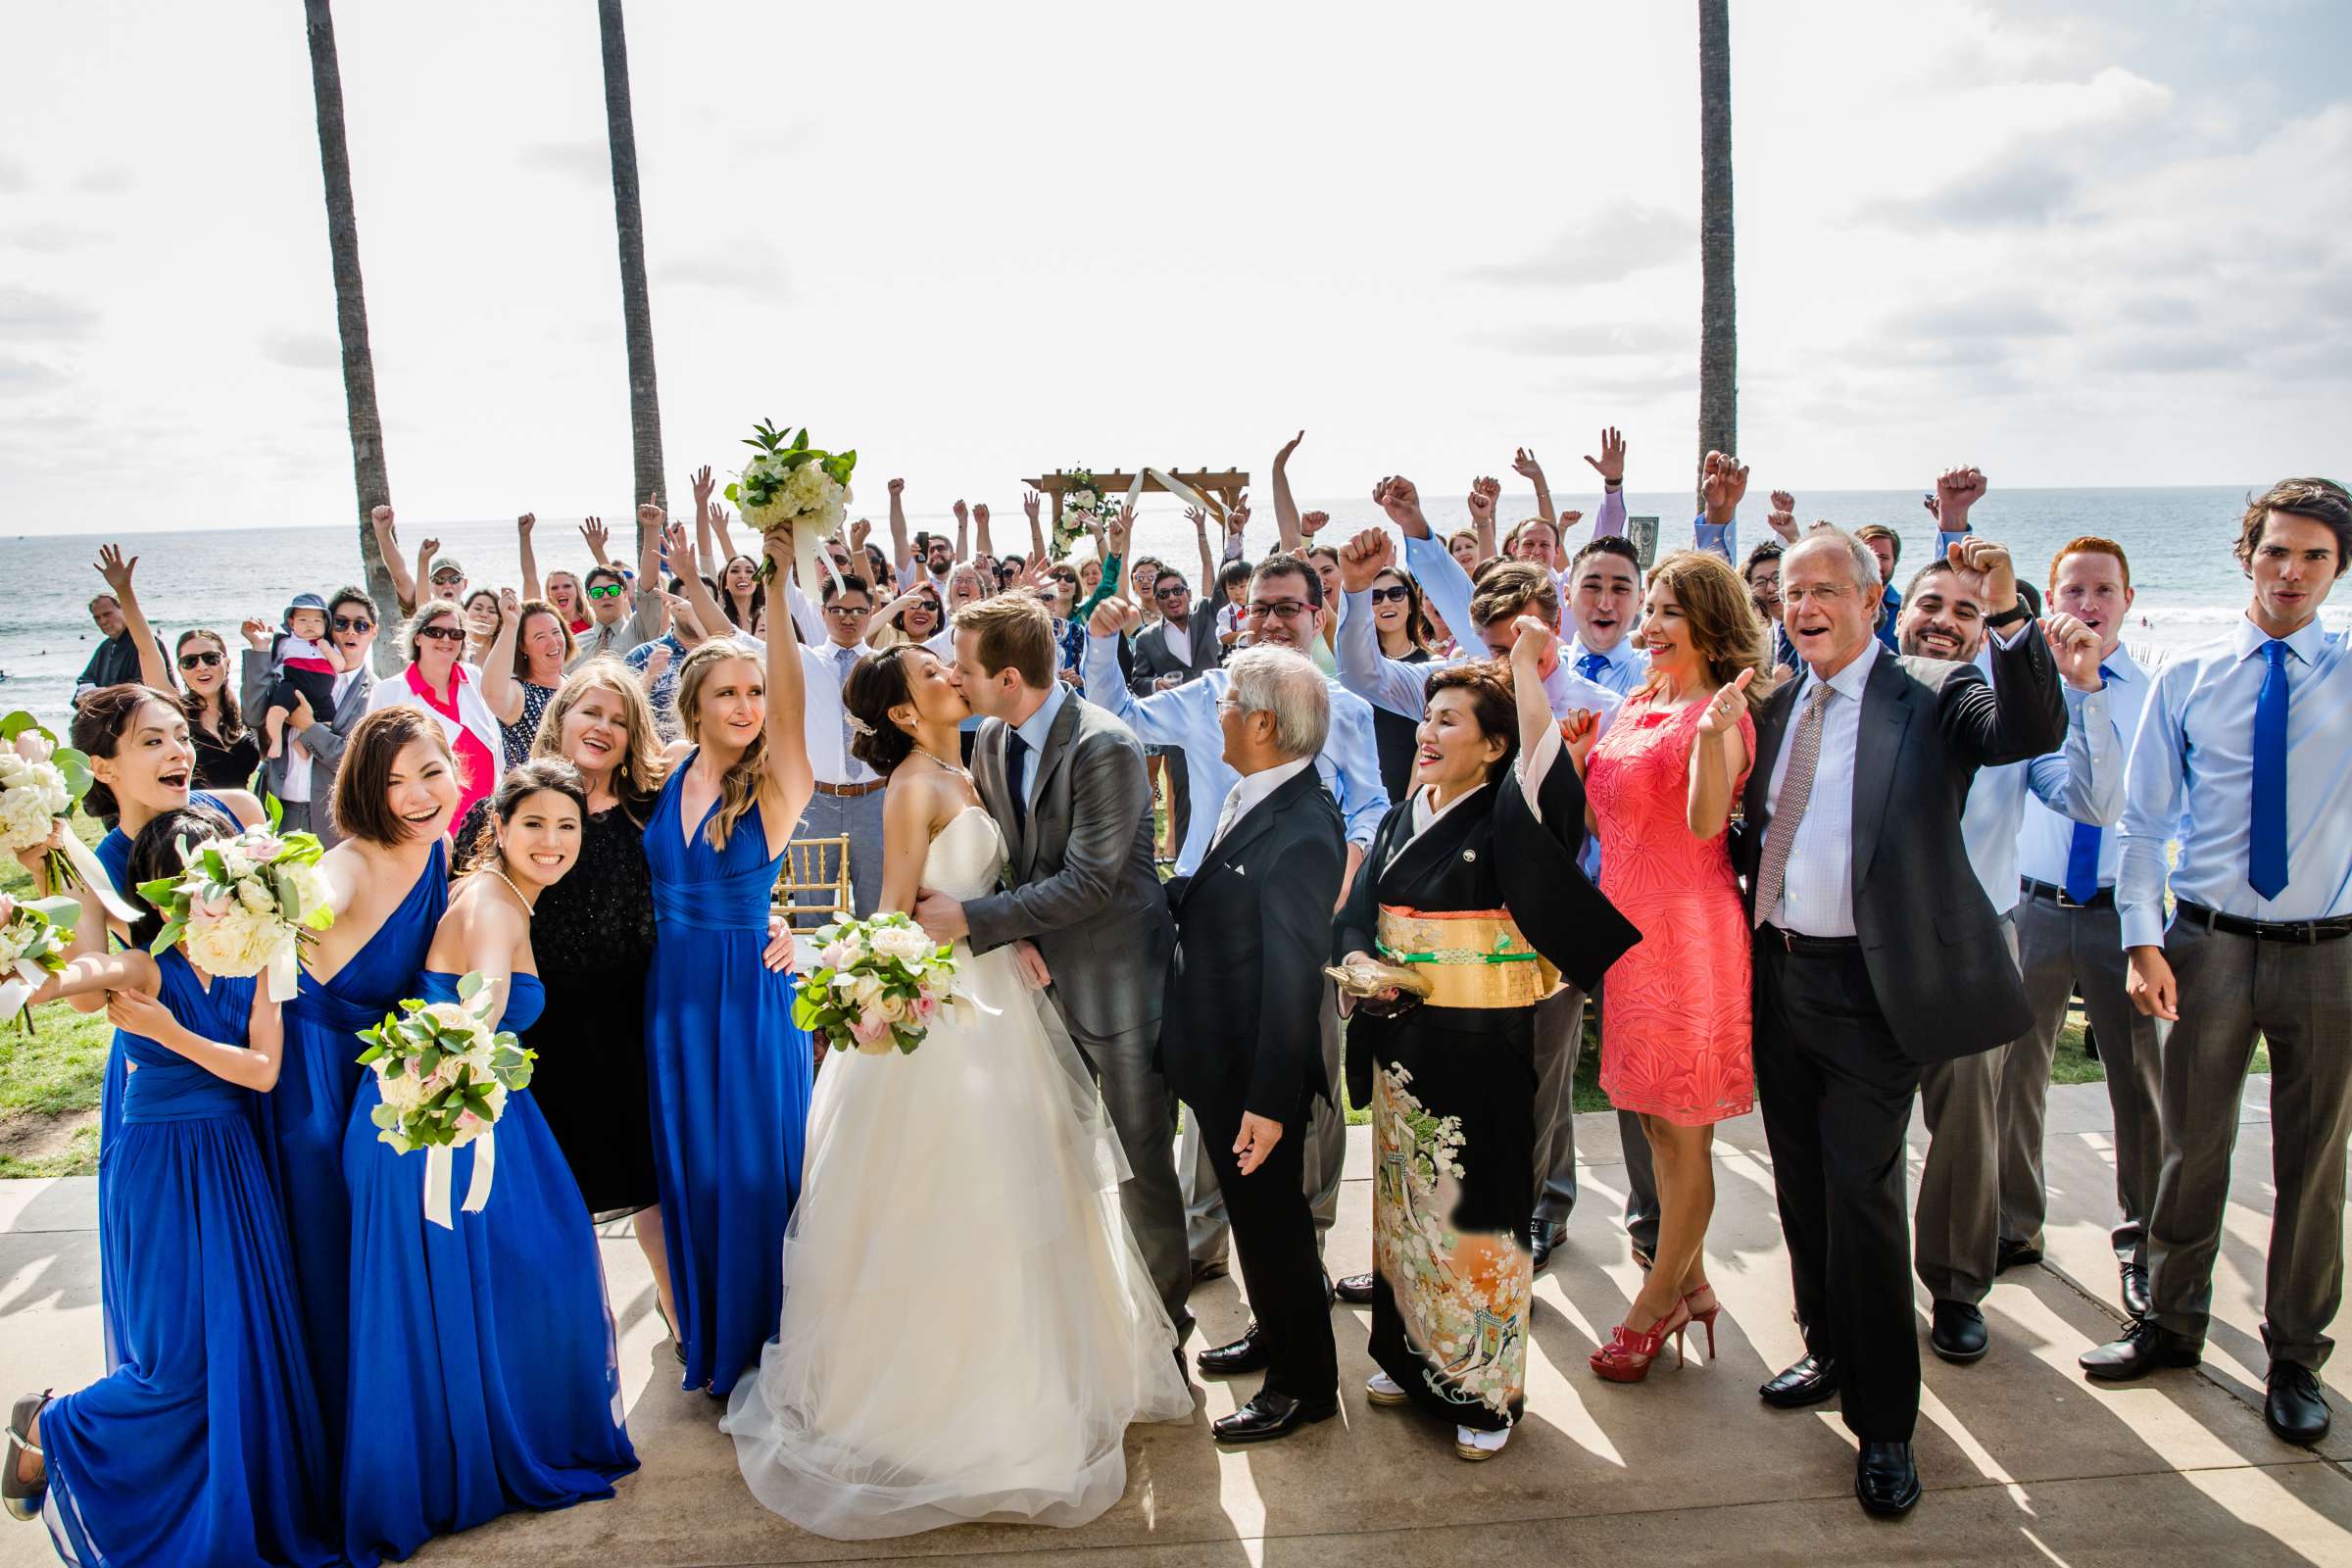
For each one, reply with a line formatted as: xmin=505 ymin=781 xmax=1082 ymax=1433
xmin=0 ymin=957 xmax=45 ymax=1025
xmin=420 ymin=1128 xmax=498 ymax=1230
xmin=60 ymin=831 xmax=140 ymax=925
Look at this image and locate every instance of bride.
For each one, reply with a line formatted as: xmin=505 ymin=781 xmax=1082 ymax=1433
xmin=722 ymin=644 xmax=1192 ymax=1540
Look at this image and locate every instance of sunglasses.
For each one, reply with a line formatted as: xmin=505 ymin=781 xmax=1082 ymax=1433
xmin=416 ymin=625 xmax=466 ymax=643
xmin=585 ymin=582 xmax=626 ymax=601
xmin=1368 ymin=585 xmax=1411 ymax=605
xmin=824 ymin=604 xmax=873 ymax=619
xmin=332 ymin=613 xmax=373 ymax=632
xmin=1154 ymin=585 xmax=1191 ymax=600
xmin=177 ymin=649 xmax=222 ymax=669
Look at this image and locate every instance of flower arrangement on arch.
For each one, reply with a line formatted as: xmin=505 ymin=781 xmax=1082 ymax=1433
xmin=723 ymin=419 xmax=857 ymax=583
xmin=1054 ymin=467 xmax=1122 ymax=559
xmin=792 ymin=911 xmax=977 ymax=1055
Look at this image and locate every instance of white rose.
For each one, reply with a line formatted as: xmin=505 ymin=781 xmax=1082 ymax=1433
xmin=870 ymin=923 xmax=932 ymax=964
xmin=421 ymin=1001 xmax=475 ymax=1033
xmin=279 ymin=861 xmax=332 ymax=926
xmin=783 ymin=463 xmax=828 ymax=512
xmin=235 ymin=878 xmax=275 ymax=915
xmin=849 ymin=972 xmax=885 ymax=1011
xmin=376 ymin=1065 xmax=430 ymax=1112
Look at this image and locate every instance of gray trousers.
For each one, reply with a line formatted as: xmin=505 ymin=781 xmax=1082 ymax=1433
xmin=1997 ymin=891 xmax=2164 ymax=1267
xmin=789 ymin=787 xmax=886 ymax=919
xmin=273 ymin=797 xmax=323 ymax=842
xmin=1184 ymin=981 xmax=1347 ymax=1268
xmin=1915 ymin=912 xmax=2020 ymax=1306
xmin=2148 ymin=918 xmax=2352 ymax=1369
xmin=1535 ymin=985 xmax=1660 ymax=1253
xmin=1038 ymin=996 xmax=1196 ymax=1343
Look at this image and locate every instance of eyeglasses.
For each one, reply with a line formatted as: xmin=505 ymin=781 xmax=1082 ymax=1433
xmin=177 ymin=650 xmax=222 ymax=669
xmin=332 ymin=613 xmax=373 ymax=633
xmin=416 ymin=625 xmax=466 ymax=643
xmin=1368 ymin=585 xmax=1411 ymax=605
xmin=585 ymin=582 xmax=626 ymax=601
xmin=1781 ymin=582 xmax=1854 ymax=606
xmin=1245 ymin=599 xmax=1311 ymax=619
xmin=824 ymin=604 xmax=873 ymax=619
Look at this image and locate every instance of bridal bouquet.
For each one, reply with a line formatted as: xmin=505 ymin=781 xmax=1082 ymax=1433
xmin=793 ymin=911 xmax=974 ymax=1055
xmin=723 ymin=418 xmax=857 ymax=584
xmin=0 ymin=892 xmax=81 ymax=1034
xmin=0 ymin=711 xmax=137 ymax=924
xmin=1054 ymin=466 xmax=1121 ymax=559
xmin=136 ymin=805 xmax=333 ymax=997
xmin=356 ymin=970 xmax=537 ymax=1228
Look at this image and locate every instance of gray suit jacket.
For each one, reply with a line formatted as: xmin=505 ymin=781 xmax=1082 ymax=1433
xmin=239 ymin=649 xmax=375 ymax=846
xmin=1126 ymin=615 xmax=1223 ymax=694
xmin=964 ymin=692 xmax=1172 ymax=1042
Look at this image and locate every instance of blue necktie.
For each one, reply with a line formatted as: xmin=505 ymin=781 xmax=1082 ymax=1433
xmin=1577 ymin=652 xmax=1608 ymax=683
xmin=2063 ymin=662 xmax=2118 ymax=904
xmin=2250 ymin=639 xmax=2290 ymax=900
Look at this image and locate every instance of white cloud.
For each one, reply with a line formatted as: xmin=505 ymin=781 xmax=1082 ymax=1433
xmin=0 ymin=286 xmax=97 ymax=340
xmin=261 ymin=330 xmax=343 ymax=370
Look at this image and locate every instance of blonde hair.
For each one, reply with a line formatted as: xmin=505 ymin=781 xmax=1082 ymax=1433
xmin=1642 ymin=550 xmax=1773 ymax=711
xmin=671 ymin=639 xmax=769 ymax=850
xmin=532 ymin=659 xmax=667 ymax=818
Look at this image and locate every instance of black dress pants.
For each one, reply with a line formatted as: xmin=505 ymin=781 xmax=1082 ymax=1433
xmin=1201 ymin=1099 xmax=1337 ymax=1403
xmin=1752 ymin=931 xmax=1924 ymax=1443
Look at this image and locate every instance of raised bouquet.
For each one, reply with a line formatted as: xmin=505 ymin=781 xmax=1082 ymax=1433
xmin=136 ymin=802 xmax=333 ymax=998
xmin=723 ymin=418 xmax=857 ymax=585
xmin=0 ymin=711 xmax=138 ymax=923
xmin=793 ymin=911 xmax=979 ymax=1055
xmin=1054 ymin=466 xmax=1122 ymax=559
xmin=0 ymin=892 xmax=81 ymax=1033
xmin=356 ymin=970 xmax=537 ymax=1228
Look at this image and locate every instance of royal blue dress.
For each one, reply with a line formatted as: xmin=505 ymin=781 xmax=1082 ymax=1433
xmin=643 ymin=760 xmax=812 ymax=1396
xmin=39 ymin=951 xmax=339 ymax=1567
xmin=91 ymin=790 xmax=232 ymax=1372
xmin=340 ymin=970 xmax=637 ymax=1565
xmin=260 ymin=840 xmax=448 ymax=1471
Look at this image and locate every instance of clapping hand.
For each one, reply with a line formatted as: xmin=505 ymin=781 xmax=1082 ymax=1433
xmin=1584 ymin=426 xmax=1627 ymax=486
xmin=1338 ymin=528 xmax=1395 ymax=594
xmin=1695 ymin=668 xmax=1755 ymax=736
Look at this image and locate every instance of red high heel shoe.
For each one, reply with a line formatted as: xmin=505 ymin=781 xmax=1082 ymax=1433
xmin=1682 ymin=1283 xmax=1723 ymax=1360
xmin=1590 ymin=1299 xmax=1693 ymax=1383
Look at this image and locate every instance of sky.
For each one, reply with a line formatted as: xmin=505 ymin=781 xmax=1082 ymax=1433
xmin=2 ymin=0 xmax=2347 ymax=534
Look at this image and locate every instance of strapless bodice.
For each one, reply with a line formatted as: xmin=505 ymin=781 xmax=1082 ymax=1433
xmin=922 ymin=808 xmax=1006 ymax=904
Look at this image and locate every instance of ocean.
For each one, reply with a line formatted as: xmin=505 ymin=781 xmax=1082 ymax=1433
xmin=4 ymin=485 xmax=2338 ymax=737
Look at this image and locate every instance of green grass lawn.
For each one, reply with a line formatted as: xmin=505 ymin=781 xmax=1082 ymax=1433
xmin=1 ymin=813 xmax=113 ymax=1176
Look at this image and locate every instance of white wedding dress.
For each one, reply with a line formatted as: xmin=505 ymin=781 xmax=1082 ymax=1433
xmin=722 ymin=806 xmax=1193 ymax=1540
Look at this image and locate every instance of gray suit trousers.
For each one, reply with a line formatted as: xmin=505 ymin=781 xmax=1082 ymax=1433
xmin=1996 ymin=891 xmax=2164 ymax=1267
xmin=1915 ymin=913 xmax=2021 ymax=1306
xmin=789 ymin=789 xmax=886 ymax=919
xmin=1533 ymin=985 xmax=1659 ymax=1252
xmin=2148 ymin=918 xmax=2352 ymax=1369
xmin=1184 ymin=981 xmax=1347 ymax=1267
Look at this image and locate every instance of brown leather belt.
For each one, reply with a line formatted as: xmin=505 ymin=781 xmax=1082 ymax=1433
xmin=813 ymin=779 xmax=887 ymax=798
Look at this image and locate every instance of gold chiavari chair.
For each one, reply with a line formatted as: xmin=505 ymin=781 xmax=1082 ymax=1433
xmin=774 ymin=835 xmax=854 ymax=931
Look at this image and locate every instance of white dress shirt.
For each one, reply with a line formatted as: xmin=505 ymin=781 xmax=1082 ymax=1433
xmin=2018 ymin=647 xmax=2148 ymax=889
xmin=1764 ymin=637 xmax=1881 ymax=937
xmin=1161 ymin=616 xmax=1200 ymax=669
xmin=1209 ymin=756 xmax=1314 ymax=856
xmin=1959 ymin=661 xmax=2120 ymax=915
xmin=799 ymin=638 xmax=878 ymax=785
xmin=2117 ymin=614 xmax=2352 ymax=949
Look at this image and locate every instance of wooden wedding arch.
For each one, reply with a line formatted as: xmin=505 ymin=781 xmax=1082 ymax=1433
xmin=1024 ymin=467 xmax=1252 ymax=520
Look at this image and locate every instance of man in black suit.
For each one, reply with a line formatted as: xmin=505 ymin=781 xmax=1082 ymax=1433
xmin=1158 ymin=646 xmax=1346 ymax=1445
xmin=1737 ymin=528 xmax=2065 ymax=1517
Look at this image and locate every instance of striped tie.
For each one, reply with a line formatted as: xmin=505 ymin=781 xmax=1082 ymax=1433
xmin=1753 ymin=680 xmax=1836 ymax=929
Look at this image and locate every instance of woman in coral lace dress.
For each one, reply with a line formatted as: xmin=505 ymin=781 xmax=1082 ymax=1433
xmin=1564 ymin=550 xmax=1768 ymax=1382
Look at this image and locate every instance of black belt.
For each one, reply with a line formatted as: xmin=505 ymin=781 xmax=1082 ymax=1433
xmin=2175 ymin=901 xmax=2352 ymax=945
xmin=1756 ymin=922 xmax=1862 ymax=956
xmin=2021 ymin=877 xmax=2115 ymax=911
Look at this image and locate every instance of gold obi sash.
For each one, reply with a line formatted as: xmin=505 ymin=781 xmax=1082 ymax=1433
xmin=1374 ymin=906 xmax=1560 ymax=1010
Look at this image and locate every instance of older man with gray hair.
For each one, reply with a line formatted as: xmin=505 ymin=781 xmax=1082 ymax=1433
xmin=1156 ymin=645 xmax=1347 ymax=1443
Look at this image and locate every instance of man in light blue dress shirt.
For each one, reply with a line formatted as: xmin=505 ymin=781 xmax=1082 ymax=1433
xmin=1996 ymin=538 xmax=2164 ymax=1322
xmin=2081 ymin=480 xmax=2352 ymax=1451
xmin=1894 ymin=556 xmax=2122 ymax=1365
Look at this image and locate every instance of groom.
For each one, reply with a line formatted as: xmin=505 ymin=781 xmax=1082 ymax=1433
xmin=912 ymin=594 xmax=1194 ymax=1343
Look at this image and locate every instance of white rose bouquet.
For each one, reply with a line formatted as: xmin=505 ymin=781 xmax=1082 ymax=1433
xmin=722 ymin=418 xmax=857 ymax=585
xmin=792 ymin=910 xmax=978 ymax=1055
xmin=0 ymin=711 xmax=138 ymax=923
xmin=0 ymin=892 xmax=82 ymax=1033
xmin=356 ymin=970 xmax=537 ymax=1228
xmin=136 ymin=804 xmax=334 ymax=998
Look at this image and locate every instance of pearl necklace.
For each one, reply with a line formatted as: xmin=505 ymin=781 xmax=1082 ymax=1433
xmin=489 ymin=865 xmax=537 ymax=917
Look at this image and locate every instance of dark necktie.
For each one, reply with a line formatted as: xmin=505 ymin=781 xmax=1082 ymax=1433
xmin=2063 ymin=662 xmax=2117 ymax=904
xmin=1577 ymin=652 xmax=1609 ymax=683
xmin=2250 ymin=639 xmax=2290 ymax=900
xmin=1005 ymin=729 xmax=1030 ymax=835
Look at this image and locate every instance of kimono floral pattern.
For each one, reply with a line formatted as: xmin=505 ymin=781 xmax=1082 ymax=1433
xmin=1371 ymin=1063 xmax=1530 ymax=1421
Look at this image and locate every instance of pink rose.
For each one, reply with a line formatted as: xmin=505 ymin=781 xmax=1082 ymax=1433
xmin=848 ymin=1012 xmax=891 ymax=1046
xmin=911 ymin=993 xmax=939 ymax=1023
xmin=246 ymin=835 xmax=285 ymax=862
xmin=0 ymin=894 xmax=16 ymax=926
xmin=817 ymin=943 xmax=850 ymax=971
xmin=195 ymin=889 xmax=234 ymax=919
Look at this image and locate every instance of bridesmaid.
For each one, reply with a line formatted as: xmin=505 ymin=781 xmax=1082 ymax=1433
xmin=3 ymin=805 xmax=338 ymax=1565
xmin=645 ymin=521 xmax=817 ymax=1396
xmin=1566 ymin=551 xmax=1765 ymax=1381
xmin=264 ymin=705 xmax=457 ymax=1467
xmin=341 ymin=759 xmax=637 ymax=1562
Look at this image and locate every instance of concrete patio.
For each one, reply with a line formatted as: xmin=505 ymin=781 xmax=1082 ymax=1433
xmin=1 ymin=1079 xmax=2344 ymax=1566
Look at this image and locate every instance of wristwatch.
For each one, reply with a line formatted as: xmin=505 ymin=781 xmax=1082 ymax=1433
xmin=1984 ymin=602 xmax=2031 ymax=630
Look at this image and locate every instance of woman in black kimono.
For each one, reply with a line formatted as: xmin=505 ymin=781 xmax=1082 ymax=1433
xmin=1331 ymin=629 xmax=1639 ymax=1460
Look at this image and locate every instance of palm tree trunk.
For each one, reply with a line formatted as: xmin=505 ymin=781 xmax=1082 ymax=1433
xmin=1697 ymin=0 xmax=1737 ymax=505
xmin=599 ymin=0 xmax=666 ymax=514
xmin=302 ymin=0 xmax=400 ymax=668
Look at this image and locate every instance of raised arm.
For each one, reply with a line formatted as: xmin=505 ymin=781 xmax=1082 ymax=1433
xmin=1696 ymin=450 xmax=1747 ymax=562
xmin=1335 ymin=530 xmax=1439 ymax=720
xmin=1190 ymin=506 xmax=1216 ymax=599
xmin=579 ymin=514 xmax=612 ymax=570
xmin=1584 ymin=427 xmax=1630 ymax=539
xmin=662 ymin=518 xmax=732 ymax=645
xmin=1023 ymin=488 xmax=1048 ymax=564
xmin=954 ymin=498 xmax=970 ymax=564
xmin=2022 ymin=611 xmax=2122 ymax=826
xmin=479 ymin=589 xmax=525 ymax=724
xmin=413 ymin=533 xmax=438 ymax=606
xmin=1272 ymin=430 xmax=1305 ymax=552
xmin=1075 ymin=505 xmax=1132 ymax=618
xmin=516 ymin=513 xmax=543 ymax=601
xmin=373 ymin=505 xmax=419 ymax=615
xmin=1933 ymin=466 xmax=1988 ymax=557
xmin=972 ymin=502 xmax=995 ymax=561
xmin=759 ymin=529 xmax=814 ymax=826
xmin=890 ymin=478 xmax=914 ymax=581
xmin=633 ymin=498 xmax=670 ymax=640
xmin=1512 ymin=447 xmax=1554 ymax=524
xmin=690 ymin=466 xmax=721 ymax=579
xmin=95 ymin=545 xmax=175 ymax=694
xmin=1940 ymin=538 xmax=2067 ymax=766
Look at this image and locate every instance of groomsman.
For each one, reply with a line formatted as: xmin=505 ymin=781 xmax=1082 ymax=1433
xmin=1157 ymin=648 xmax=1346 ymax=1443
xmin=1739 ymin=528 xmax=2064 ymax=1517
xmin=1898 ymin=533 xmax=2122 ymax=1365
xmin=790 ymin=573 xmax=888 ymax=917
xmin=2082 ymin=479 xmax=2352 ymax=1448
xmin=1997 ymin=538 xmax=2163 ymax=1320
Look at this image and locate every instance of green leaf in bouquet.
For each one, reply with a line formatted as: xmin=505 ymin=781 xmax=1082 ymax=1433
xmin=356 ymin=1044 xmax=384 ymax=1066
xmin=791 ymin=992 xmax=820 ymax=1030
xmin=54 ymin=750 xmax=93 ymax=802
xmin=397 ymin=998 xmax=424 ymax=1014
xmin=370 ymin=1103 xmax=403 ymax=1133
xmin=147 ymin=918 xmax=186 ymax=956
xmin=134 ymin=872 xmax=179 ymax=908
xmin=457 ymin=971 xmax=485 ymax=1003
xmin=416 ymin=1046 xmax=442 ymax=1077
xmin=24 ymin=896 xmax=79 ymax=933
xmin=200 ymin=847 xmax=226 ymax=883
xmin=266 ymin=793 xmax=284 ymax=831
xmin=0 ymin=711 xmax=42 ymax=744
xmin=822 ymin=450 xmax=857 ymax=485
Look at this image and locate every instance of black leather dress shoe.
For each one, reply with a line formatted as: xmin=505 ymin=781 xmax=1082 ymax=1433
xmin=1197 ymin=1323 xmax=1268 ymax=1377
xmin=1994 ymin=1237 xmax=2043 ymax=1273
xmin=2119 ymin=1262 xmax=2152 ymax=1319
xmin=1855 ymin=1441 xmax=1922 ymax=1517
xmin=1930 ymin=1300 xmax=1989 ymax=1364
xmin=1759 ymin=1352 xmax=1839 ymax=1409
xmin=1530 ymin=1219 xmax=1559 ymax=1274
xmin=1334 ymin=1273 xmax=1376 ymax=1305
xmin=2266 ymin=1361 xmax=2332 ymax=1446
xmin=1211 ymin=1389 xmax=1338 ymax=1445
xmin=2080 ymin=1317 xmax=2202 ymax=1381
